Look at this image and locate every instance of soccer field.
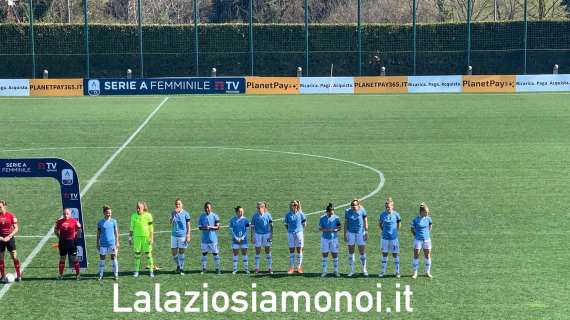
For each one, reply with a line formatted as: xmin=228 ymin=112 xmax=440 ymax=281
xmin=0 ymin=94 xmax=568 ymax=319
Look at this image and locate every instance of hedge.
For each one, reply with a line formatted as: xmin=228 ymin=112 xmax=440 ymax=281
xmin=0 ymin=21 xmax=568 ymax=78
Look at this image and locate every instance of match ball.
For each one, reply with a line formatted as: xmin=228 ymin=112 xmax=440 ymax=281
xmin=5 ymin=273 xmax=16 ymax=283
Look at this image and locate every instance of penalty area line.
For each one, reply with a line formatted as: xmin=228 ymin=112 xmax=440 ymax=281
xmin=0 ymin=97 xmax=169 ymax=300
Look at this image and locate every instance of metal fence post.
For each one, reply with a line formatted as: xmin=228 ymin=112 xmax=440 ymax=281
xmin=28 ymin=0 xmax=36 ymax=78
xmin=467 ymin=0 xmax=472 ymax=71
xmin=412 ymin=0 xmax=417 ymax=76
xmin=137 ymin=0 xmax=144 ymax=78
xmin=83 ymin=0 xmax=90 ymax=78
xmin=523 ymin=0 xmax=528 ymax=74
xmin=357 ymin=0 xmax=362 ymax=76
xmin=249 ymin=0 xmax=253 ymax=76
xmin=194 ymin=0 xmax=199 ymax=76
xmin=304 ymin=0 xmax=309 ymax=76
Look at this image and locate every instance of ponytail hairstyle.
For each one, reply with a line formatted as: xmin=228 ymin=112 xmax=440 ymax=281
xmin=419 ymin=202 xmax=430 ymax=215
xmin=204 ymin=201 xmax=213 ymax=211
xmin=102 ymin=204 xmax=112 ymax=213
xmin=290 ymin=199 xmax=302 ymax=212
xmin=234 ymin=205 xmax=242 ymax=213
xmin=325 ymin=203 xmax=334 ymax=213
xmin=0 ymin=199 xmax=6 ymax=206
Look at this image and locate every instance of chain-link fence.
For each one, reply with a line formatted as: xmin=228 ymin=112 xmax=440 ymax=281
xmin=0 ymin=0 xmax=568 ymax=78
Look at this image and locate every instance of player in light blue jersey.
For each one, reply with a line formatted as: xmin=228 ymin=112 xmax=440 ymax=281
xmin=411 ymin=202 xmax=433 ymax=279
xmin=250 ymin=201 xmax=273 ymax=274
xmin=319 ymin=203 xmax=341 ymax=277
xmin=344 ymin=199 xmax=369 ymax=277
xmin=229 ymin=206 xmax=250 ymax=274
xmin=284 ymin=200 xmax=307 ymax=274
xmin=170 ymin=198 xmax=191 ymax=275
xmin=96 ymin=205 xmax=119 ymax=281
xmin=198 ymin=202 xmax=221 ymax=274
xmin=378 ymin=197 xmax=402 ymax=278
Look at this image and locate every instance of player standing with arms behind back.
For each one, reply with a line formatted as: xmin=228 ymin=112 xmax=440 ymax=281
xmin=55 ymin=208 xmax=82 ymax=280
xmin=251 ymin=201 xmax=273 ymax=274
xmin=198 ymin=202 xmax=221 ymax=274
xmin=96 ymin=205 xmax=119 ymax=280
xmin=129 ymin=201 xmax=155 ymax=278
xmin=378 ymin=197 xmax=401 ymax=278
xmin=170 ymin=198 xmax=191 ymax=275
xmin=0 ymin=200 xmax=21 ymax=282
xmin=411 ymin=202 xmax=433 ymax=279
xmin=344 ymin=199 xmax=369 ymax=277
xmin=284 ymin=200 xmax=306 ymax=274
xmin=319 ymin=203 xmax=341 ymax=277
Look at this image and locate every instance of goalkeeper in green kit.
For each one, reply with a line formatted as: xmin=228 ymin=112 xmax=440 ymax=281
xmin=129 ymin=201 xmax=155 ymax=277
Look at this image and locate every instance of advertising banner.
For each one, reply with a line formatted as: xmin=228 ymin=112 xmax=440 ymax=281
xmin=353 ymin=77 xmax=408 ymax=93
xmin=300 ymin=77 xmax=355 ymax=94
xmin=0 ymin=79 xmax=29 ymax=96
xmin=30 ymin=79 xmax=83 ymax=96
xmin=516 ymin=74 xmax=570 ymax=92
xmin=408 ymin=76 xmax=462 ymax=93
xmin=246 ymin=77 xmax=300 ymax=94
xmin=462 ymin=75 xmax=516 ymax=93
xmin=84 ymin=78 xmax=245 ymax=96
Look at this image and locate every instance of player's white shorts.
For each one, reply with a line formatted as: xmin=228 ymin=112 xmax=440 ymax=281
xmin=346 ymin=232 xmax=366 ymax=246
xmin=98 ymin=245 xmax=117 ymax=255
xmin=231 ymin=242 xmax=249 ymax=250
xmin=171 ymin=236 xmax=189 ymax=249
xmin=253 ymin=233 xmax=272 ymax=248
xmin=320 ymin=238 xmax=339 ymax=253
xmin=287 ymin=232 xmax=304 ymax=248
xmin=413 ymin=239 xmax=432 ymax=250
xmin=201 ymin=242 xmax=219 ymax=254
xmin=380 ymin=238 xmax=400 ymax=253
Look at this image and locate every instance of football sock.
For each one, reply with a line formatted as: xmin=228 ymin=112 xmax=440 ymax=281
xmin=289 ymin=253 xmax=295 ymax=268
xmin=233 ymin=255 xmax=239 ymax=271
xmin=322 ymin=257 xmax=328 ymax=273
xmin=112 ymin=259 xmax=118 ymax=275
xmin=360 ymin=254 xmax=367 ymax=270
xmin=297 ymin=253 xmax=303 ymax=268
xmin=425 ymin=258 xmax=431 ymax=273
xmin=214 ymin=255 xmax=221 ymax=270
xmin=394 ymin=257 xmax=400 ymax=274
xmin=13 ymin=259 xmax=20 ymax=278
xmin=98 ymin=260 xmax=105 ymax=276
xmin=333 ymin=257 xmax=339 ymax=272
xmin=0 ymin=260 xmax=5 ymax=278
xmin=381 ymin=256 xmax=388 ymax=273
xmin=178 ymin=254 xmax=185 ymax=270
xmin=73 ymin=260 xmax=80 ymax=275
xmin=348 ymin=254 xmax=355 ymax=272
xmin=412 ymin=258 xmax=419 ymax=272
xmin=58 ymin=260 xmax=65 ymax=276
xmin=134 ymin=253 xmax=141 ymax=272
xmin=266 ymin=253 xmax=273 ymax=269
xmin=254 ymin=254 xmax=260 ymax=269
xmin=242 ymin=256 xmax=249 ymax=270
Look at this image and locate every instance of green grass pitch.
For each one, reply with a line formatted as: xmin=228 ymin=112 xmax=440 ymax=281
xmin=0 ymin=93 xmax=568 ymax=319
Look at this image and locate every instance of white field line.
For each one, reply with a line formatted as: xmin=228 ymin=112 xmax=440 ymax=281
xmin=2 ymin=91 xmax=570 ymax=102
xmin=0 ymin=97 xmax=169 ymax=300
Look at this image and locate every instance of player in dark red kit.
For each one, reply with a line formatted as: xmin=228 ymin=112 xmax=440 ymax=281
xmin=0 ymin=200 xmax=21 ymax=282
xmin=54 ymin=208 xmax=82 ymax=280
